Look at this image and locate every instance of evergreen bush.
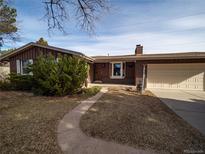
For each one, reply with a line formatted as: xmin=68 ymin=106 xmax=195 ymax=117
xmin=31 ymin=54 xmax=88 ymax=96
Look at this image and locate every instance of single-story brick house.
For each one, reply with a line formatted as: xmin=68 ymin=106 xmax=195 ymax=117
xmin=1 ymin=42 xmax=205 ymax=91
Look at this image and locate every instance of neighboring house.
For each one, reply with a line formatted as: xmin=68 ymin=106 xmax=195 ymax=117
xmin=1 ymin=42 xmax=205 ymax=91
xmin=0 ymin=61 xmax=10 ymax=80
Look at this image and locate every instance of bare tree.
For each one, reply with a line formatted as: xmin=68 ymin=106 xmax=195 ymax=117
xmin=43 ymin=0 xmax=110 ymax=34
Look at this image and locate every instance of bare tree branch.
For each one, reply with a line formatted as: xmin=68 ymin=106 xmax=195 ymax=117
xmin=43 ymin=0 xmax=110 ymax=34
xmin=43 ymin=0 xmax=69 ymax=34
xmin=76 ymin=0 xmax=109 ymax=34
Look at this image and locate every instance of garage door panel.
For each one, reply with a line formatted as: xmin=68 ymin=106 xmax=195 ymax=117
xmin=147 ymin=63 xmax=205 ymax=91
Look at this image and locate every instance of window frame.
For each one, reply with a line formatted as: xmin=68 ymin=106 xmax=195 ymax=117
xmin=111 ymin=62 xmax=125 ymax=79
xmin=17 ymin=59 xmax=33 ymax=75
xmin=21 ymin=59 xmax=28 ymax=75
xmin=16 ymin=59 xmax=21 ymax=74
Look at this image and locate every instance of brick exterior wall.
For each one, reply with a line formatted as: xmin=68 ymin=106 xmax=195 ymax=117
xmin=88 ymin=63 xmax=94 ymax=83
xmin=135 ymin=63 xmax=144 ymax=85
xmin=135 ymin=45 xmax=143 ymax=55
xmin=93 ymin=62 xmax=135 ymax=85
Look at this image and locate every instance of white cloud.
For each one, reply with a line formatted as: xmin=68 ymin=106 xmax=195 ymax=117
xmin=5 ymin=31 xmax=205 ymax=56
xmin=54 ymin=32 xmax=205 ymax=56
xmin=168 ymin=14 xmax=205 ymax=30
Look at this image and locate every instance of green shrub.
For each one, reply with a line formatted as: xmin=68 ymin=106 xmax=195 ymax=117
xmin=0 ymin=55 xmax=88 ymax=96
xmin=9 ymin=73 xmax=34 ymax=90
xmin=82 ymin=86 xmax=101 ymax=96
xmin=0 ymin=80 xmax=12 ymax=90
xmin=0 ymin=73 xmax=33 ymax=91
xmin=31 ymin=55 xmax=88 ymax=96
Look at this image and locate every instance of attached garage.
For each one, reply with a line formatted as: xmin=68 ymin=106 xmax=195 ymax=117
xmin=147 ymin=63 xmax=205 ymax=91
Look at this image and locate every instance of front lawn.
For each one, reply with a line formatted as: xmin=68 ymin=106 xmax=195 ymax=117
xmin=0 ymin=87 xmax=100 ymax=153
xmin=80 ymin=87 xmax=205 ymax=154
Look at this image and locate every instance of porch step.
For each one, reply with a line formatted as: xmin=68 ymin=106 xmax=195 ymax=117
xmin=94 ymin=80 xmax=103 ymax=83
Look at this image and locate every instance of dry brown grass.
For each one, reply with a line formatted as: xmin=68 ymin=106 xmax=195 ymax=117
xmin=80 ymin=87 xmax=205 ymax=154
xmin=0 ymin=91 xmax=91 ymax=153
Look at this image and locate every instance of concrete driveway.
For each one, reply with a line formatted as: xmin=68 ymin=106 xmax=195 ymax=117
xmin=151 ymin=89 xmax=205 ymax=136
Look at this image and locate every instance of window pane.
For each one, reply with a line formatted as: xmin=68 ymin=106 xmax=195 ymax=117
xmin=16 ymin=60 xmax=21 ymax=74
xmin=22 ymin=59 xmax=32 ymax=74
xmin=22 ymin=60 xmax=28 ymax=74
xmin=113 ymin=63 xmax=121 ymax=76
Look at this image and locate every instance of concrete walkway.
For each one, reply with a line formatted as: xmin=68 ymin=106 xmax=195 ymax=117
xmin=57 ymin=87 xmax=154 ymax=154
xmin=151 ymin=89 xmax=205 ymax=136
xmin=88 ymin=83 xmax=136 ymax=89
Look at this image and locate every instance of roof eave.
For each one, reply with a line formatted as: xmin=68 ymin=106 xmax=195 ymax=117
xmin=0 ymin=42 xmax=34 ymax=61
xmin=136 ymin=55 xmax=205 ymax=60
xmin=0 ymin=42 xmax=94 ymax=62
xmin=92 ymin=55 xmax=205 ymax=62
xmin=93 ymin=57 xmax=137 ymax=62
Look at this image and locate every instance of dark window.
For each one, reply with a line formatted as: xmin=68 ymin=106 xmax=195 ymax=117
xmin=113 ymin=63 xmax=121 ymax=76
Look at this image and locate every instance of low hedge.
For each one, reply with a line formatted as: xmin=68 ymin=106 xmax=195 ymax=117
xmin=0 ymin=73 xmax=33 ymax=91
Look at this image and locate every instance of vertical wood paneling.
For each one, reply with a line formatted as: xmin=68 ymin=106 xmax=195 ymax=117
xmin=8 ymin=45 xmax=89 ymax=74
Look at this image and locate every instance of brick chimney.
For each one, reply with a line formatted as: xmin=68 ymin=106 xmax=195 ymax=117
xmin=135 ymin=44 xmax=143 ymax=55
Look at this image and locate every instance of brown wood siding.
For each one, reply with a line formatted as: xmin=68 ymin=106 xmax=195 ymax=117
xmin=94 ymin=62 xmax=135 ymax=85
xmin=9 ymin=46 xmax=72 ymax=73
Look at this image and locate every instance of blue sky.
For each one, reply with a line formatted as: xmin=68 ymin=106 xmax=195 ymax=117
xmin=3 ymin=0 xmax=205 ymax=56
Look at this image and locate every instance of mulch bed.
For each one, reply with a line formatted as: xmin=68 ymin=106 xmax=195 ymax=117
xmin=80 ymin=87 xmax=205 ymax=154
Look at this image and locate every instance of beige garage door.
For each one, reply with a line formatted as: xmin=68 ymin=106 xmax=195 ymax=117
xmin=147 ymin=63 xmax=205 ymax=91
